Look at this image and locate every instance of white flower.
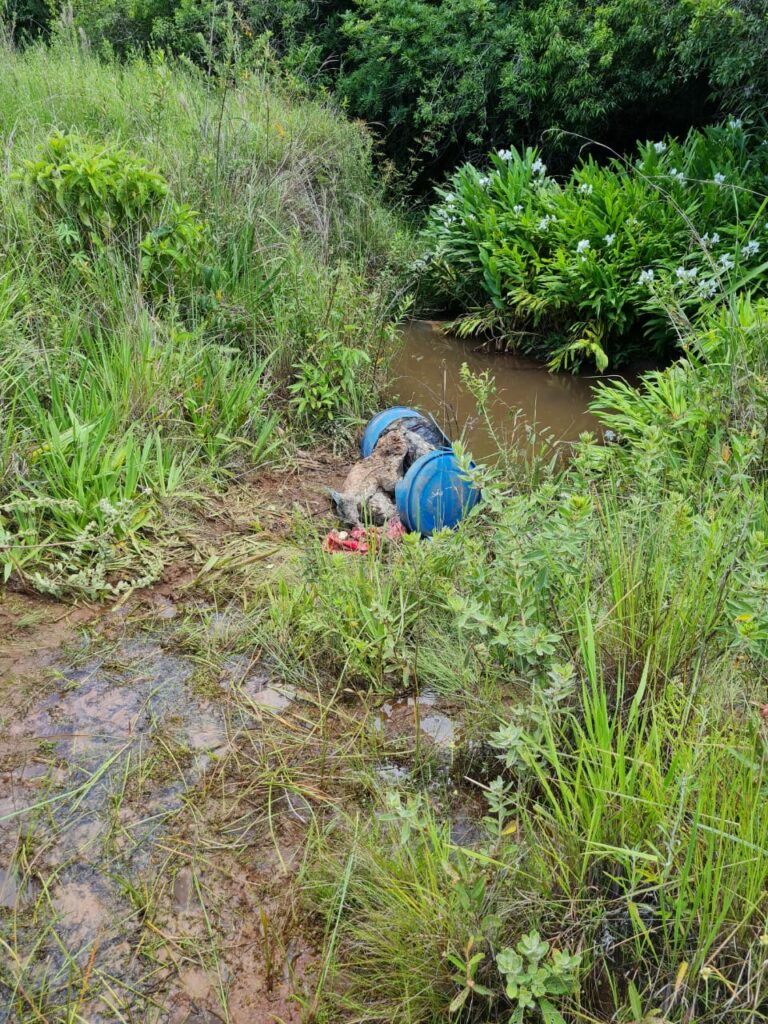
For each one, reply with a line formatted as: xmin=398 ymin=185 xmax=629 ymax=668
xmin=638 ymin=268 xmax=655 ymax=286
xmin=537 ymin=215 xmax=555 ymax=231
xmin=701 ymin=232 xmax=720 ymax=247
xmin=669 ymin=168 xmax=686 ymax=184
xmin=676 ymin=266 xmax=698 ymax=282
xmin=576 ymin=239 xmax=591 ymax=254
xmin=728 ymin=117 xmax=743 ymax=130
xmin=603 ymin=233 xmax=616 ymax=245
xmin=513 ymin=204 xmax=523 ymax=214
xmin=477 ymin=174 xmax=490 ymax=186
xmin=713 ymin=172 xmax=726 ymax=185
xmin=698 ymin=278 xmax=718 ymax=298
xmin=531 ymin=157 xmax=547 ymax=175
xmin=653 ymin=141 xmax=667 ymax=154
xmin=718 ymin=253 xmax=735 ymax=270
xmin=742 ymin=240 xmax=760 ymax=258
xmin=604 ymin=429 xmax=617 ymax=442
xmin=578 ymin=183 xmax=593 ymax=195
xmin=497 ymin=148 xmax=512 ymax=161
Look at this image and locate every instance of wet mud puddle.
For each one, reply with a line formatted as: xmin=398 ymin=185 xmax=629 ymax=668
xmin=375 ymin=691 xmax=456 ymax=749
xmin=392 ymin=319 xmax=606 ymax=460
xmin=0 ymin=619 xmax=313 ymax=1023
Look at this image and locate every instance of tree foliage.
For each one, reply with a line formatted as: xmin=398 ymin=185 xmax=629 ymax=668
xmin=3 ymin=0 xmax=767 ymax=185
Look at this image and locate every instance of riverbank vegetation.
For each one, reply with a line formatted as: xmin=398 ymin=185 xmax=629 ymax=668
xmin=420 ymin=120 xmax=768 ymax=368
xmin=2 ymin=10 xmax=768 ymax=1024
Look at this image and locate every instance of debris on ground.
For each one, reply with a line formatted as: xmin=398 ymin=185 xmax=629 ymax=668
xmin=325 ymin=408 xmax=480 ymax=546
xmin=323 ymin=520 xmax=407 ymax=555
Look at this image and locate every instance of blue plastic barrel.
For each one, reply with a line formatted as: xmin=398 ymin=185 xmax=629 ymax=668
xmin=395 ymin=449 xmax=481 ymax=536
xmin=360 ymin=407 xmax=424 ymax=458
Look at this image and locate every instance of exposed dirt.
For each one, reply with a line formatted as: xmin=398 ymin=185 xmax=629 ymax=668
xmin=377 ymin=691 xmax=457 ymax=749
xmin=0 ymin=452 xmax=472 ymax=1023
xmin=0 ymin=622 xmax=322 ymax=1022
xmin=0 ymin=453 xmax=347 ymax=685
xmin=0 ymin=456 xmax=354 ymax=1023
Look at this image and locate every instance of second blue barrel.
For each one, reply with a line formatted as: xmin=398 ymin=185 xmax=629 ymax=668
xmin=395 ymin=449 xmax=481 ymax=536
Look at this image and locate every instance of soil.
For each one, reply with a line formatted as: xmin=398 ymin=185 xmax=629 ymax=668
xmin=0 ymin=451 xmax=468 ymax=1022
xmin=0 ymin=452 xmax=347 ymax=685
xmin=0 ymin=619 xmax=321 ymax=1022
xmin=0 ymin=455 xmax=351 ymax=1023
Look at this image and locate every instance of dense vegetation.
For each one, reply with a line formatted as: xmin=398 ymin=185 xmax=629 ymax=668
xmin=2 ymin=9 xmax=768 ymax=1024
xmin=276 ymin=296 xmax=768 ymax=1023
xmin=6 ymin=0 xmax=768 ymax=185
xmin=0 ymin=39 xmax=408 ymax=595
xmin=421 ymin=121 xmax=768 ymax=368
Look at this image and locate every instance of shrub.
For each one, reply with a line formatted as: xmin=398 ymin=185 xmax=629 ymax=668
xmin=317 ymin=0 xmax=768 ymax=184
xmin=19 ymin=132 xmax=207 ymax=296
xmin=419 ymin=120 xmax=768 ymax=368
xmin=335 ymin=0 xmax=684 ymax=183
xmin=8 ymin=0 xmax=768 ymax=188
xmin=288 ymin=342 xmax=371 ymax=427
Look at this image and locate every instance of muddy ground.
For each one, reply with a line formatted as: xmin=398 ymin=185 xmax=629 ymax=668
xmin=0 ymin=453 xmax=347 ymax=683
xmin=0 ymin=455 xmax=465 ymax=1023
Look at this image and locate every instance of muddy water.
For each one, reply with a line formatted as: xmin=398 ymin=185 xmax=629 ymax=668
xmin=392 ymin=320 xmax=607 ymax=460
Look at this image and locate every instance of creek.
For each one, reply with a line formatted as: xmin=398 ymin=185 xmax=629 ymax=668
xmin=392 ymin=320 xmax=613 ymax=460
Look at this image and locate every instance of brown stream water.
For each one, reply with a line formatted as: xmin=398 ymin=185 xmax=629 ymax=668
xmin=392 ymin=320 xmax=609 ymax=460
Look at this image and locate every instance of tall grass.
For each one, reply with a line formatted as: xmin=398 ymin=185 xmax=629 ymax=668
xmin=263 ymin=297 xmax=768 ymax=1021
xmin=0 ymin=38 xmax=411 ymax=595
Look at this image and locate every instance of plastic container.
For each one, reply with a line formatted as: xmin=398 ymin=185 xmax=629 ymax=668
xmin=395 ymin=449 xmax=481 ymax=536
xmin=360 ymin=407 xmax=450 ymax=458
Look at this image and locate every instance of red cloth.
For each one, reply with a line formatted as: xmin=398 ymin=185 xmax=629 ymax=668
xmin=323 ymin=519 xmax=406 ymax=554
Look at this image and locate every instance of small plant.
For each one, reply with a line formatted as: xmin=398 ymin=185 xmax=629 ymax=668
xmin=139 ymin=202 xmax=207 ymax=297
xmin=288 ymin=340 xmax=371 ymax=427
xmin=496 ymin=932 xmax=581 ymax=1023
xmin=446 ymin=936 xmax=494 ymax=1014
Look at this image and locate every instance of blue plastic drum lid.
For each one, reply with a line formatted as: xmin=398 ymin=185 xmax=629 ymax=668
xmin=395 ymin=449 xmax=481 ymax=537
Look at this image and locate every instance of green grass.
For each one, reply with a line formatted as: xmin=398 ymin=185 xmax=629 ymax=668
xmin=0 ymin=37 xmax=411 ymax=597
xmin=253 ymin=299 xmax=768 ymax=1022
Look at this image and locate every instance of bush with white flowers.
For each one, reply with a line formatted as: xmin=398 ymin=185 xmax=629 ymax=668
xmin=420 ymin=119 xmax=768 ymax=369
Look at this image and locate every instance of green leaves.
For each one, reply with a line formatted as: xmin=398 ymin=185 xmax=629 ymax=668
xmin=447 ymin=945 xmax=494 ymax=1014
xmin=496 ymin=931 xmax=581 ymax=1019
xmin=289 ymin=343 xmax=371 ymax=427
xmin=422 ymin=121 xmax=768 ymax=368
xmin=20 ymin=132 xmax=206 ymax=300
